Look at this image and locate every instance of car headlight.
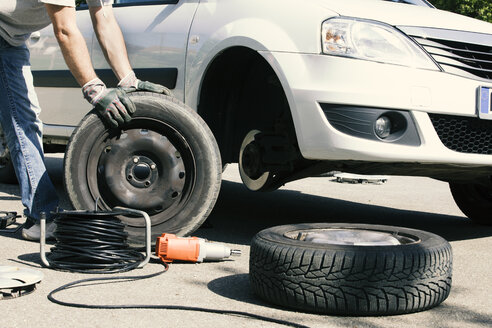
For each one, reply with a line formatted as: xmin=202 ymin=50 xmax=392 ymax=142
xmin=321 ymin=17 xmax=438 ymax=70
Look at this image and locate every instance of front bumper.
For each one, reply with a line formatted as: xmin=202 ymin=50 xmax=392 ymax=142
xmin=260 ymin=51 xmax=492 ymax=167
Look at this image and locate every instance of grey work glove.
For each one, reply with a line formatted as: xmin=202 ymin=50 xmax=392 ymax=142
xmin=118 ymin=70 xmax=173 ymax=96
xmin=82 ymin=78 xmax=136 ymax=128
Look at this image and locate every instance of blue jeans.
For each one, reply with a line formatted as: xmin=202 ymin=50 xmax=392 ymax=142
xmin=0 ymin=36 xmax=58 ymax=223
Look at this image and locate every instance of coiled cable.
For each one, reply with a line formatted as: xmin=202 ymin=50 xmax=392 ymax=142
xmin=47 ymin=211 xmax=144 ymax=274
xmin=45 ymin=210 xmax=309 ymax=327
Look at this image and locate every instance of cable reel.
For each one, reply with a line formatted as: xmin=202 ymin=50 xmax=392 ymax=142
xmin=40 ymin=207 xmax=151 ymax=274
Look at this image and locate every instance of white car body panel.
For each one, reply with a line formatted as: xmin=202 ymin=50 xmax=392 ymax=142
xmin=266 ymin=51 xmax=492 ymax=164
xmin=29 ymin=0 xmax=492 ymax=176
xmin=93 ymin=2 xmax=199 ymax=100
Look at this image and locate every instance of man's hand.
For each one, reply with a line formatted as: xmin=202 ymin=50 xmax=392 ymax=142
xmin=118 ymin=71 xmax=173 ymax=96
xmin=82 ymin=78 xmax=136 ymax=127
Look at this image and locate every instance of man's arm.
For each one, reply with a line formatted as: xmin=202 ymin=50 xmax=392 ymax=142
xmin=88 ymin=2 xmax=172 ymax=94
xmin=46 ymin=1 xmax=170 ymax=97
xmin=44 ymin=3 xmax=135 ymax=127
xmin=89 ymin=4 xmax=132 ymax=81
xmin=44 ymin=4 xmax=97 ymax=86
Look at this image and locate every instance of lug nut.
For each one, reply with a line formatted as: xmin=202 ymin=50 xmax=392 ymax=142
xmin=133 ymin=157 xmax=139 ymax=163
xmin=150 ymin=164 xmax=156 ymax=170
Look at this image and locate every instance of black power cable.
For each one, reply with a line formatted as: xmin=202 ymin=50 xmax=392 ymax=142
xmin=48 ymin=210 xmax=143 ymax=274
xmin=45 ymin=210 xmax=310 ymax=328
xmin=47 ymin=264 xmax=311 ymax=328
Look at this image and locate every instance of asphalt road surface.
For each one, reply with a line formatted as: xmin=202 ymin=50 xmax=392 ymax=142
xmin=1 ymin=154 xmax=491 ymax=328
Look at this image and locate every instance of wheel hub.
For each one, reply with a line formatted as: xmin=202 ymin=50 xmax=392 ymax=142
xmin=125 ymin=156 xmax=157 ymax=188
xmin=239 ymin=130 xmax=274 ymax=191
xmin=241 ymin=141 xmax=264 ymax=179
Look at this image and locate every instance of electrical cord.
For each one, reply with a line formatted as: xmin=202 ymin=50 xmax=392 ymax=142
xmin=45 ymin=211 xmax=310 ymax=327
xmin=47 ymin=262 xmax=311 ymax=328
xmin=48 ymin=213 xmax=144 ymax=274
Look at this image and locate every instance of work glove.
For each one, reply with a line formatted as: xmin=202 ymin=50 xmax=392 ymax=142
xmin=82 ymin=77 xmax=136 ymax=128
xmin=118 ymin=70 xmax=173 ymax=96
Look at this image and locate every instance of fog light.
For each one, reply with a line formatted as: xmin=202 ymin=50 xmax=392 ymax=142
xmin=375 ymin=116 xmax=391 ymax=139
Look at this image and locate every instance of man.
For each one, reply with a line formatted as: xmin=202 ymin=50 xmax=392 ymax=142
xmin=0 ymin=0 xmax=166 ymax=240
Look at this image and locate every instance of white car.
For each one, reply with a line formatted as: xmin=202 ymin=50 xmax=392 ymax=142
xmin=14 ymin=0 xmax=492 ymax=234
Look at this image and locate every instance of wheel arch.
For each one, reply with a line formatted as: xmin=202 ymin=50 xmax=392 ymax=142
xmin=194 ymin=44 xmax=298 ymax=164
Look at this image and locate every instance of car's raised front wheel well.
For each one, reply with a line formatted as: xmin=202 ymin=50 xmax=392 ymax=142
xmin=198 ymin=47 xmax=296 ymax=164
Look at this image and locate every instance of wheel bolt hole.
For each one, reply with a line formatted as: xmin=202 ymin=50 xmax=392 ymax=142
xmin=179 ymin=172 xmax=185 ymax=179
xmin=127 ymin=174 xmax=133 ymax=180
xmin=144 ymin=181 xmax=151 ymax=187
xmin=171 ymin=191 xmax=179 ymax=198
xmin=104 ymin=147 xmax=111 ymax=153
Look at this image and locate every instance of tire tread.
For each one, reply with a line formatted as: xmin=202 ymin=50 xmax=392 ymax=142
xmin=249 ymin=225 xmax=452 ymax=315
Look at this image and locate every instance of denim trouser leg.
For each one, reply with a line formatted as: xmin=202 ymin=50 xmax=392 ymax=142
xmin=0 ymin=37 xmax=58 ymax=223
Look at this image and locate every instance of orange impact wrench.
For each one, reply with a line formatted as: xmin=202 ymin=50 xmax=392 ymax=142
xmin=155 ymin=233 xmax=241 ymax=263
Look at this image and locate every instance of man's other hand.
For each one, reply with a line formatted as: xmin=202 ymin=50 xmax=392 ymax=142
xmin=118 ymin=71 xmax=173 ymax=96
xmin=82 ymin=78 xmax=136 ymax=127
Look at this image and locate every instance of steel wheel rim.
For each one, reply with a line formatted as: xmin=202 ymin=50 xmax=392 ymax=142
xmin=284 ymin=228 xmax=420 ymax=246
xmin=85 ymin=118 xmax=196 ymax=227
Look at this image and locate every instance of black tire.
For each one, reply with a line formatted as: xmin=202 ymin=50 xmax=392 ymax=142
xmin=64 ymin=92 xmax=222 ymax=245
xmin=249 ymin=223 xmax=452 ymax=316
xmin=450 ymin=182 xmax=492 ymax=225
xmin=0 ymin=156 xmax=17 ymax=184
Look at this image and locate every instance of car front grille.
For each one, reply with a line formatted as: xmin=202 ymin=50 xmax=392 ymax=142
xmin=429 ymin=113 xmax=492 ymax=154
xmin=399 ymin=26 xmax=492 ymax=82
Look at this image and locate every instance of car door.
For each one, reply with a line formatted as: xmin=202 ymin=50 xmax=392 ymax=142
xmin=29 ymin=0 xmax=197 ymax=130
xmin=92 ymin=0 xmax=196 ymax=101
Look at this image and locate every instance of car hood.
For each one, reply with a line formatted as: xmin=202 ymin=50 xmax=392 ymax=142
xmin=310 ymin=0 xmax=492 ymax=34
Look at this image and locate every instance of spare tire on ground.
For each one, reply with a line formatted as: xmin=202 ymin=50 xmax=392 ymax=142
xmin=64 ymin=92 xmax=222 ymax=246
xmin=249 ymin=223 xmax=452 ymax=316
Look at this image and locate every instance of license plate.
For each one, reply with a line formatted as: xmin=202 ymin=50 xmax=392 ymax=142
xmin=478 ymin=86 xmax=492 ymax=120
